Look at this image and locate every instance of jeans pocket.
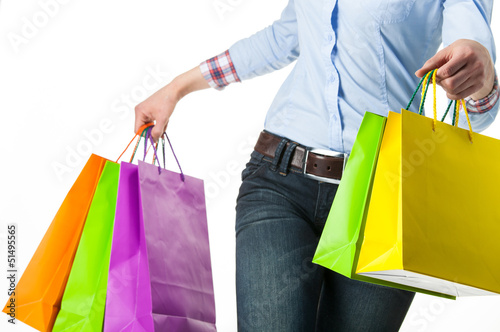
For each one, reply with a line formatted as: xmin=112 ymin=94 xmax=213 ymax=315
xmin=241 ymin=150 xmax=266 ymax=181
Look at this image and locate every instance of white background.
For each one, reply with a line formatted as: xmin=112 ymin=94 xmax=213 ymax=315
xmin=1 ymin=1 xmax=499 ymax=331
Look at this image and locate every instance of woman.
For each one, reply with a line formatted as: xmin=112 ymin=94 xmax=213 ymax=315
xmin=135 ymin=1 xmax=498 ymax=331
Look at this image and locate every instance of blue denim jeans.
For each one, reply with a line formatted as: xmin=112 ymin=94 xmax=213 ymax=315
xmin=235 ymin=143 xmax=415 ymax=332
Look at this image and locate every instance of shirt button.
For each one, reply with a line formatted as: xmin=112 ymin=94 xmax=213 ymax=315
xmin=327 ymin=34 xmax=333 ymax=42
xmin=329 ymin=75 xmax=335 ymax=83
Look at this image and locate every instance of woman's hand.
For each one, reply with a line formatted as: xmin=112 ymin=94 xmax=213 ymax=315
xmin=415 ymin=39 xmax=495 ymax=101
xmin=134 ymin=66 xmax=210 ymax=141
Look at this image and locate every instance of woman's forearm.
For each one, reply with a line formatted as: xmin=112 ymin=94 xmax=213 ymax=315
xmin=134 ymin=66 xmax=210 ymax=140
xmin=170 ymin=66 xmax=210 ymax=100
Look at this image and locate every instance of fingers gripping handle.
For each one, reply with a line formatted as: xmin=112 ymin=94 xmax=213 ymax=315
xmin=116 ymin=123 xmax=154 ymax=162
xmin=116 ymin=123 xmax=186 ymax=179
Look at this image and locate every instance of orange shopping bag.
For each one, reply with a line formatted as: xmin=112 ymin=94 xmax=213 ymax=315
xmin=3 ymin=154 xmax=107 ymax=331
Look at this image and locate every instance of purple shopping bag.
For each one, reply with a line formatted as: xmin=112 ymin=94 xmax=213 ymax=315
xmin=104 ymin=129 xmax=216 ymax=331
xmin=104 ymin=162 xmax=155 ymax=331
xmin=138 ymin=159 xmax=216 ymax=331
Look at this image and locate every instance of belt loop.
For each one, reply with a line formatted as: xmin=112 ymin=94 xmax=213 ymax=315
xmin=279 ymin=142 xmax=298 ymax=176
xmin=270 ymin=138 xmax=289 ymax=172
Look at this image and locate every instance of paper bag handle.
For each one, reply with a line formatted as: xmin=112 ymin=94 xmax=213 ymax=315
xmin=116 ymin=123 xmax=154 ymax=162
xmin=143 ymin=126 xmax=185 ymax=181
xmin=405 ymin=69 xmax=473 ymax=142
xmin=116 ymin=124 xmax=185 ymax=181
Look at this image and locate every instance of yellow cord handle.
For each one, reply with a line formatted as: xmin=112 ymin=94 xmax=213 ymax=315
xmin=420 ymin=70 xmax=438 ymax=130
xmin=432 ymin=70 xmax=437 ymax=130
xmin=452 ymin=98 xmax=473 ymax=142
xmin=420 ymin=70 xmax=473 ymax=142
xmin=461 ymin=99 xmax=474 ymax=142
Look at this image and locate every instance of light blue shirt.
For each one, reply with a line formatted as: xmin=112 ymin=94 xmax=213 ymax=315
xmin=228 ymin=0 xmax=498 ymax=153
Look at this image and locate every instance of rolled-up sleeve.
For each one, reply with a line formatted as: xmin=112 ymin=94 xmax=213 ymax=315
xmin=460 ymin=75 xmax=499 ymax=132
xmin=228 ymin=0 xmax=299 ymax=81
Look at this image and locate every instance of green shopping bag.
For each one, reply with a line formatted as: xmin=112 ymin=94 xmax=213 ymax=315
xmin=312 ymin=111 xmax=454 ymax=299
xmin=53 ymin=161 xmax=120 ymax=331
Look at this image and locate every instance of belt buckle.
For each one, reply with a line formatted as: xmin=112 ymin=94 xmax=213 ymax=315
xmin=303 ymin=148 xmax=347 ymax=185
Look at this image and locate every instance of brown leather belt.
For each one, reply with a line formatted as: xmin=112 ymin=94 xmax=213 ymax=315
xmin=254 ymin=131 xmax=347 ymax=184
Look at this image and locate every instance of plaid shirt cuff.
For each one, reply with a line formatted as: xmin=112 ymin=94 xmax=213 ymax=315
xmin=465 ymin=74 xmax=499 ymax=113
xmin=199 ymin=50 xmax=240 ymax=91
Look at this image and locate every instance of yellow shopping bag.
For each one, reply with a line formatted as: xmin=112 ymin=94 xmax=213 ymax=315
xmin=356 ymin=70 xmax=500 ymax=297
